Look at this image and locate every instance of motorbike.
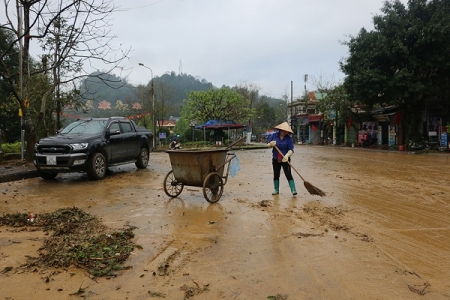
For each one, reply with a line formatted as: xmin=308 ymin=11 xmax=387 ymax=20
xmin=408 ymin=139 xmax=437 ymax=151
xmin=169 ymin=141 xmax=181 ymax=150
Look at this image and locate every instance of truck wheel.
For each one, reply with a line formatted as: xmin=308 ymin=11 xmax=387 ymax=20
xmin=87 ymin=152 xmax=107 ymax=180
xmin=38 ymin=171 xmax=58 ymax=180
xmin=135 ymin=147 xmax=149 ymax=169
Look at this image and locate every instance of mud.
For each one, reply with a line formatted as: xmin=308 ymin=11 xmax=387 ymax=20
xmin=0 ymin=146 xmax=449 ymax=299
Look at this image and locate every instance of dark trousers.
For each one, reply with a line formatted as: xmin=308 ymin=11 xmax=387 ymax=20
xmin=272 ymin=159 xmax=294 ymax=181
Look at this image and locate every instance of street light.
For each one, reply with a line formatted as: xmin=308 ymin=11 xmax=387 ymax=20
xmin=304 ymin=74 xmax=308 ymax=97
xmin=138 ymin=63 xmax=156 ymax=150
xmin=189 ymin=120 xmax=197 ymax=143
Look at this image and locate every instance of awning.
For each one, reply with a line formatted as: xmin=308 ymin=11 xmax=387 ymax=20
xmin=194 ymin=120 xmax=246 ymax=130
xmin=373 ymin=112 xmax=395 ymax=122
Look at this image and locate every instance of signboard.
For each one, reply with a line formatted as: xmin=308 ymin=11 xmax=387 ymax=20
xmin=389 ymin=133 xmax=396 ymax=146
xmin=388 ymin=125 xmax=396 ymax=146
xmin=358 ymin=131 xmax=367 ymax=144
xmin=159 ymin=132 xmax=166 ymax=139
xmin=378 ymin=129 xmax=382 ymax=145
xmin=327 ymin=109 xmax=336 ymax=119
xmin=441 ymin=132 xmax=448 ymax=148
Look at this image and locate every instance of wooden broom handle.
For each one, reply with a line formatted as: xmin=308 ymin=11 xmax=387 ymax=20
xmin=273 ymin=145 xmax=306 ymax=182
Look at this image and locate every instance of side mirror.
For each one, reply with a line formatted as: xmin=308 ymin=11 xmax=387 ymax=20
xmin=109 ymin=128 xmax=120 ymax=136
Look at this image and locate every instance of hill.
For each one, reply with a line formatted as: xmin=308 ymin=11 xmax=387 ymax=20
xmin=69 ymin=71 xmax=282 ymax=120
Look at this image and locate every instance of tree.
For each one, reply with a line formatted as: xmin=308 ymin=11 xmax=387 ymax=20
xmin=156 ymin=72 xmax=214 ymax=115
xmin=0 ymin=27 xmax=20 ymax=142
xmin=153 ymin=78 xmax=177 ymax=132
xmin=316 ymin=85 xmax=363 ymax=127
xmin=135 ymin=84 xmax=152 ymax=130
xmin=340 ymin=0 xmax=450 ymax=143
xmin=234 ymin=82 xmax=260 ymax=130
xmin=253 ymin=101 xmax=279 ymax=134
xmin=1 ymin=0 xmax=130 ymax=160
xmin=181 ymin=87 xmax=254 ymax=124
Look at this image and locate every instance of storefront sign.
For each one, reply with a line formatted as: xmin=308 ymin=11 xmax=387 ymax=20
xmin=358 ymin=131 xmax=367 ymax=144
xmin=389 ymin=125 xmax=396 ymax=146
xmin=441 ymin=132 xmax=447 ymax=148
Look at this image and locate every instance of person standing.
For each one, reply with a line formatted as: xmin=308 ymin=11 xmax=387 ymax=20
xmin=267 ymin=122 xmax=297 ymax=195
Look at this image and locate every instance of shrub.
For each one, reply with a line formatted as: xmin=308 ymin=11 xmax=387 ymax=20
xmin=1 ymin=142 xmax=22 ymax=153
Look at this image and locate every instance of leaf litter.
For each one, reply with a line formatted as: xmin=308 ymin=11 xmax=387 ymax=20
xmin=0 ymin=207 xmax=137 ymax=277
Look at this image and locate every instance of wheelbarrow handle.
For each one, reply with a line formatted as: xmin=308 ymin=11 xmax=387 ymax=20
xmin=226 ymin=136 xmax=246 ymax=149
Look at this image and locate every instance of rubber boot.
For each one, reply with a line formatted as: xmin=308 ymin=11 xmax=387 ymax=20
xmin=288 ymin=180 xmax=297 ymax=195
xmin=272 ymin=180 xmax=279 ymax=195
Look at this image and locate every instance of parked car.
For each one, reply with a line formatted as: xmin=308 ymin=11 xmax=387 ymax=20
xmin=33 ymin=117 xmax=153 ymax=180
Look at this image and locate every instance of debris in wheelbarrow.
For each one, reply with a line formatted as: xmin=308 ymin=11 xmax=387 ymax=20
xmin=163 ymin=148 xmax=238 ymax=203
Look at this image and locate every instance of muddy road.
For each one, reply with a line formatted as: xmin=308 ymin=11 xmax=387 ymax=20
xmin=0 ymin=146 xmax=449 ymax=299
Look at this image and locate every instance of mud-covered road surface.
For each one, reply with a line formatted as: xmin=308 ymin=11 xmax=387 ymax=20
xmin=1 ymin=146 xmax=449 ymax=299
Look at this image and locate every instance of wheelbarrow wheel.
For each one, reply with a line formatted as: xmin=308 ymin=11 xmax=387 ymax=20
xmin=163 ymin=170 xmax=184 ymax=198
xmin=203 ymin=172 xmax=224 ymax=203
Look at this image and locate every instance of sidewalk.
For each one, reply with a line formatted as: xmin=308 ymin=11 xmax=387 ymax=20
xmin=0 ymin=158 xmax=39 ymax=183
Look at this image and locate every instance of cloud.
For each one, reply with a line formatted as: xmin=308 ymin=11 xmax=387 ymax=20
xmin=4 ymin=0 xmax=408 ymax=99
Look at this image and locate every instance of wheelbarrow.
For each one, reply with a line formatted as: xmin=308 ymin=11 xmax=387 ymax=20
xmin=163 ymin=145 xmax=240 ymax=203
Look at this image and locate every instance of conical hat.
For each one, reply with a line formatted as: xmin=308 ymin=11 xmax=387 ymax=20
xmin=274 ymin=122 xmax=293 ymax=134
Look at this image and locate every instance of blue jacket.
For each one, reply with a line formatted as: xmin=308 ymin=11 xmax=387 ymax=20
xmin=268 ymin=132 xmax=294 ymax=160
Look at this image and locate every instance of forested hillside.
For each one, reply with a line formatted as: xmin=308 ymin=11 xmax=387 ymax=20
xmin=74 ymin=72 xmax=216 ymax=118
xmin=69 ymin=71 xmax=282 ymax=120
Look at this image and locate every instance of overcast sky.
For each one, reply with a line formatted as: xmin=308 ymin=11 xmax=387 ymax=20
xmin=4 ymin=0 xmax=407 ymax=99
xmin=112 ymin=0 xmax=410 ymax=98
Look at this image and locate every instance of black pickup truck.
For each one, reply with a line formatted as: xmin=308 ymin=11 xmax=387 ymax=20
xmin=33 ymin=117 xmax=153 ymax=180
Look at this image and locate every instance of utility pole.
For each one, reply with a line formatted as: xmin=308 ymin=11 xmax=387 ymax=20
xmin=18 ymin=3 xmax=24 ymax=160
xmin=304 ymin=74 xmax=308 ymax=144
xmin=304 ymin=74 xmax=308 ymax=97
xmin=138 ymin=63 xmax=156 ymax=150
xmin=290 ymin=81 xmax=294 ymax=137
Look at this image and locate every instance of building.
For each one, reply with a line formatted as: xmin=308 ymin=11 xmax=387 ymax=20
xmin=289 ymin=91 xmax=325 ymax=144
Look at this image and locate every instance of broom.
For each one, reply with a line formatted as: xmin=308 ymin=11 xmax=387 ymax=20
xmin=274 ymin=145 xmax=325 ymax=197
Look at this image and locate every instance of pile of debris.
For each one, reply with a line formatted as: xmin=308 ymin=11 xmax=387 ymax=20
xmin=0 ymin=207 xmax=137 ymax=277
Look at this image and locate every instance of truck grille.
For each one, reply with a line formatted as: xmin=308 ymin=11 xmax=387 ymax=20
xmin=37 ymin=145 xmax=71 ymax=155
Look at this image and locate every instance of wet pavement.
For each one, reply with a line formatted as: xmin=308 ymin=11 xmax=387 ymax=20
xmin=1 ymin=144 xmax=448 ymax=183
xmin=1 ymin=145 xmax=450 ymax=299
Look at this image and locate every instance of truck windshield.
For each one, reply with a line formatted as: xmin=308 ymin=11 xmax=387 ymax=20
xmin=60 ymin=120 xmax=108 ymax=135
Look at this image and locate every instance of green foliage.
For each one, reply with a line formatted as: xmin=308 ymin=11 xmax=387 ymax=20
xmin=29 ymin=71 xmax=57 ymax=138
xmin=156 ymin=72 xmax=214 ymax=115
xmin=182 ymin=87 xmax=254 ymax=124
xmin=341 ymin=0 xmax=450 ymax=141
xmin=0 ymin=28 xmax=21 ymax=142
xmin=137 ymin=116 xmax=152 ymax=130
xmin=76 ymin=72 xmax=217 ymax=120
xmin=78 ymin=72 xmax=139 ymax=117
xmin=1 ymin=142 xmax=22 ymax=153
xmin=182 ymin=124 xmax=204 ymax=142
xmin=173 ymin=117 xmax=190 ymax=139
xmin=316 ymin=85 xmax=357 ymax=127
xmin=251 ymin=101 xmax=286 ymax=135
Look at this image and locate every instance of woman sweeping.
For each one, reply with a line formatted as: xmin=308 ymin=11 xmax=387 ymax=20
xmin=267 ymin=122 xmax=297 ymax=196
